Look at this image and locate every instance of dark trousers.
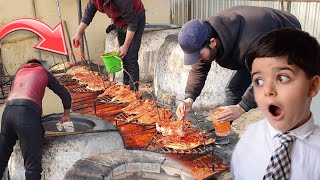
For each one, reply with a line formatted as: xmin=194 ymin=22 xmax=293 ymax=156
xmin=0 ymin=104 xmax=44 ymax=180
xmin=117 ymin=11 xmax=146 ymax=90
xmin=224 ymin=69 xmax=252 ymax=106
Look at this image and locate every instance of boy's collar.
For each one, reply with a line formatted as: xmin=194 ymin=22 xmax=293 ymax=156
xmin=267 ymin=114 xmax=315 ymax=140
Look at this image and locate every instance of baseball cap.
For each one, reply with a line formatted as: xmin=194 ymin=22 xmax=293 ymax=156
xmin=178 ymin=19 xmax=209 ymax=65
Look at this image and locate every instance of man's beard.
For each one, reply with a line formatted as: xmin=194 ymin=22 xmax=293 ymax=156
xmin=209 ymin=47 xmax=217 ymax=61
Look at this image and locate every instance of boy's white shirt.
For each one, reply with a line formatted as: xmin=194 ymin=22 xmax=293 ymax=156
xmin=231 ymin=115 xmax=320 ymax=180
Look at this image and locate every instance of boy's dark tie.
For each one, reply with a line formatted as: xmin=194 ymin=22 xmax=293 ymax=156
xmin=263 ymin=132 xmax=296 ymax=180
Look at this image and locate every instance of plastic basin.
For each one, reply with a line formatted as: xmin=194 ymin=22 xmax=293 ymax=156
xmin=101 ymin=52 xmax=122 ymax=73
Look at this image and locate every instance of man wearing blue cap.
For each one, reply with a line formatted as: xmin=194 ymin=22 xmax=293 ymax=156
xmin=176 ymin=6 xmax=301 ymax=144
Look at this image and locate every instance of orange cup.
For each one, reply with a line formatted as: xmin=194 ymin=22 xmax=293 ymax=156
xmin=212 ymin=107 xmax=231 ymax=136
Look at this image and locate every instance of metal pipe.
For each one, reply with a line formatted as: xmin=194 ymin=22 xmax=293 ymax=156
xmin=55 ymin=0 xmax=62 ymax=19
xmin=0 ymin=43 xmax=4 ymax=75
xmin=77 ymin=0 xmax=85 ymax=60
xmin=188 ymin=0 xmax=192 ymax=20
xmin=32 ymin=0 xmax=42 ymax=61
xmin=170 ymin=0 xmax=173 ymax=24
xmin=63 ymin=20 xmax=77 ymax=63
xmin=55 ymin=0 xmax=69 ymax=63
xmin=83 ymin=33 xmax=91 ymax=69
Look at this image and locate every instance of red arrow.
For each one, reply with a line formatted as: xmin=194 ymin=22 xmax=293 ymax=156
xmin=0 ymin=18 xmax=68 ymax=56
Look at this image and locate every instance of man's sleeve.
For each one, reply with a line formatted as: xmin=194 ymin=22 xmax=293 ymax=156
xmin=238 ymin=85 xmax=257 ymax=112
xmin=185 ymin=60 xmax=212 ymax=101
xmin=81 ymin=0 xmax=98 ymax=26
xmin=113 ymin=0 xmax=140 ymax=32
xmin=46 ymin=72 xmax=72 ymax=109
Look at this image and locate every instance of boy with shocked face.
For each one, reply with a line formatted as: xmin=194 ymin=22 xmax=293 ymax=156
xmin=231 ymin=28 xmax=320 ymax=180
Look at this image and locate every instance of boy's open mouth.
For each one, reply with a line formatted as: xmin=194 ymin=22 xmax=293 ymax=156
xmin=268 ymin=104 xmax=283 ymax=118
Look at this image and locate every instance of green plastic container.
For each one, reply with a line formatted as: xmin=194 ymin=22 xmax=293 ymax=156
xmin=101 ymin=52 xmax=122 ymax=73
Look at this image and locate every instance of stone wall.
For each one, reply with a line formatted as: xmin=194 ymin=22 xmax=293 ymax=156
xmin=8 ymin=131 xmax=124 ymax=180
xmin=64 ymin=150 xmax=194 ymax=180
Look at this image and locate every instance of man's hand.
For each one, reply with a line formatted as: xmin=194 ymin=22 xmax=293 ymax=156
xmin=119 ymin=44 xmax=129 ymax=59
xmin=60 ymin=115 xmax=70 ymax=123
xmin=176 ymin=98 xmax=194 ymax=120
xmin=119 ymin=30 xmax=135 ymax=59
xmin=60 ymin=109 xmax=71 ymax=123
xmin=72 ymin=33 xmax=82 ymax=48
xmin=216 ymin=104 xmax=245 ymax=122
xmin=72 ymin=22 xmax=87 ymax=48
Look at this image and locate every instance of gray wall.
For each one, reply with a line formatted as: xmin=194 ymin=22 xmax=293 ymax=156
xmin=171 ymin=0 xmax=320 ymax=40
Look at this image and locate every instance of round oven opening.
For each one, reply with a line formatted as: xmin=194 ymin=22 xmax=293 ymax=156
xmin=41 ymin=113 xmax=117 ymax=133
xmin=42 ymin=117 xmax=95 ymax=132
xmin=64 ymin=150 xmax=194 ymax=180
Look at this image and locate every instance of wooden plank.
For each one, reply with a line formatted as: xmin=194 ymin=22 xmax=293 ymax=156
xmin=168 ymin=154 xmax=230 ymax=179
xmin=72 ymin=94 xmax=98 ymax=103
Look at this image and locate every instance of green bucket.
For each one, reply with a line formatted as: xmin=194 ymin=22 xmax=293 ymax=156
xmin=101 ymin=52 xmax=122 ymax=73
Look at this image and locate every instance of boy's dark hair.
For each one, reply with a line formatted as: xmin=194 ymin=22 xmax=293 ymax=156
xmin=26 ymin=59 xmax=42 ymax=65
xmin=245 ymin=28 xmax=320 ymax=79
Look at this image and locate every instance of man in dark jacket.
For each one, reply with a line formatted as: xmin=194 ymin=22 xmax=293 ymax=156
xmin=0 ymin=59 xmax=72 ymax=179
xmin=176 ymin=6 xmax=301 ymax=144
xmin=72 ymin=0 xmax=145 ymax=90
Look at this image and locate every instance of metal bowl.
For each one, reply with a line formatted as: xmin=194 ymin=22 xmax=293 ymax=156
xmin=41 ymin=113 xmax=117 ymax=133
xmin=42 ymin=117 xmax=95 ymax=132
